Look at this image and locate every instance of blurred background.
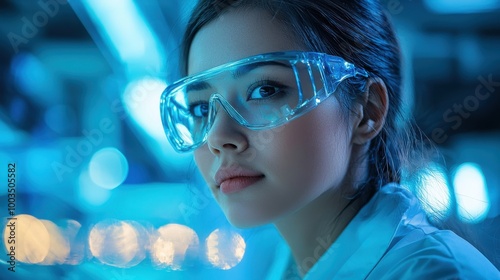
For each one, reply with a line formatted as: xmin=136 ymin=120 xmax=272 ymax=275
xmin=0 ymin=0 xmax=499 ymax=279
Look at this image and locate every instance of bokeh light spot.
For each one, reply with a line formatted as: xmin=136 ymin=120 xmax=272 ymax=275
xmin=3 ymin=214 xmax=50 ymax=264
xmin=88 ymin=219 xmax=146 ymax=268
xmin=453 ymin=162 xmax=490 ymax=223
xmin=59 ymin=219 xmax=85 ymax=265
xmin=206 ymin=229 xmax=246 ymax=270
xmin=151 ymin=223 xmax=199 ymax=270
xmin=88 ymin=147 xmax=129 ymax=190
xmin=39 ymin=220 xmax=70 ymax=265
xmin=415 ymin=163 xmax=452 ymax=220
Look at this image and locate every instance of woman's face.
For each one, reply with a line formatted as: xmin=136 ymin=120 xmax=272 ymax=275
xmin=189 ymin=8 xmax=359 ymax=228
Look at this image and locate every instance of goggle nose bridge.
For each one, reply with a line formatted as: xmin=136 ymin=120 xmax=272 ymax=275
xmin=206 ymin=93 xmax=248 ymax=132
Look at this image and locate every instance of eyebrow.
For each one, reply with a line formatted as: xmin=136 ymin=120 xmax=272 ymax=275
xmin=232 ymin=60 xmax=290 ymax=79
xmin=185 ymin=61 xmax=291 ymax=93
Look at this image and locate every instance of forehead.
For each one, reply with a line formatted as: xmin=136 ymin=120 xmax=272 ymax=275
xmin=188 ymin=7 xmax=305 ymax=76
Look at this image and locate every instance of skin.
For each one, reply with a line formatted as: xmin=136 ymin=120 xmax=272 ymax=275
xmin=188 ymin=8 xmax=388 ymax=275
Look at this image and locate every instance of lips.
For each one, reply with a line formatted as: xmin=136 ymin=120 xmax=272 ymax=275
xmin=214 ymin=166 xmax=265 ymax=194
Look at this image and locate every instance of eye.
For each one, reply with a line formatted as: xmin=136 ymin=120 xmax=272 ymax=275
xmin=247 ymin=81 xmax=287 ymax=101
xmin=189 ymin=102 xmax=209 ymax=118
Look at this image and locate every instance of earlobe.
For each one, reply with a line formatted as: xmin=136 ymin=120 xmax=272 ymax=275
xmin=352 ymin=78 xmax=389 ymax=145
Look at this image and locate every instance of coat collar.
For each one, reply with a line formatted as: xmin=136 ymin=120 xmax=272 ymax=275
xmin=303 ymin=184 xmax=422 ymax=279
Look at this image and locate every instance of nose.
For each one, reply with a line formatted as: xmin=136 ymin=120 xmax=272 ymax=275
xmin=206 ymin=101 xmax=249 ymax=155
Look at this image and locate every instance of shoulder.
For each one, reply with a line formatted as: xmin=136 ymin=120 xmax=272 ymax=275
xmin=368 ymin=228 xmax=500 ymax=279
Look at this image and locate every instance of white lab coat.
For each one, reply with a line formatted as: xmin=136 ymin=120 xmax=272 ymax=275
xmin=266 ymin=184 xmax=500 ymax=279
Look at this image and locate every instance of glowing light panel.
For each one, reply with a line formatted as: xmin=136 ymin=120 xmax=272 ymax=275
xmin=453 ymin=162 xmax=490 ymax=223
xmin=424 ymin=0 xmax=500 ymax=14
xmin=123 ymin=77 xmax=167 ymax=141
xmin=82 ymin=0 xmax=162 ymax=66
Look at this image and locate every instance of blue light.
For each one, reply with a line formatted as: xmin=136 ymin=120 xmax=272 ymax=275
xmin=26 ymin=148 xmax=61 ymax=188
xmin=0 ymin=119 xmax=23 ymax=145
xmin=11 ymin=53 xmax=46 ymax=98
xmin=424 ymin=0 xmax=500 ymax=14
xmin=88 ymin=147 xmax=129 ymax=190
xmin=121 ymin=77 xmax=194 ymax=166
xmin=78 ymin=170 xmax=111 ymax=207
xmin=453 ymin=162 xmax=490 ymax=223
xmin=82 ymin=0 xmax=163 ymax=69
xmin=122 ymin=77 xmax=167 ymax=141
xmin=10 ymin=53 xmax=60 ymax=104
xmin=44 ymin=104 xmax=77 ymax=134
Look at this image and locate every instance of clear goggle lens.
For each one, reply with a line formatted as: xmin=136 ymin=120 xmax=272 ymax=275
xmin=161 ymin=52 xmax=367 ymax=152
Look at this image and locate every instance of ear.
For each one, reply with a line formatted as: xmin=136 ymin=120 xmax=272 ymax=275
xmin=352 ymin=77 xmax=389 ymax=145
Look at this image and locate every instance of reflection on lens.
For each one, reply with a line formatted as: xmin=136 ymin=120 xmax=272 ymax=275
xmin=205 ymin=229 xmax=246 ymax=270
xmin=150 ymin=223 xmax=199 ymax=270
xmin=175 ymin=124 xmax=194 ymax=146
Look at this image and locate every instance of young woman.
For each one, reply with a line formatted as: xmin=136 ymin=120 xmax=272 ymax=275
xmin=160 ymin=0 xmax=499 ymax=278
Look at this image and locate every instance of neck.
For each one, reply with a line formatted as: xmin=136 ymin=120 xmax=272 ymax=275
xmin=274 ymin=188 xmax=367 ymax=276
xmin=274 ymin=145 xmax=372 ymax=276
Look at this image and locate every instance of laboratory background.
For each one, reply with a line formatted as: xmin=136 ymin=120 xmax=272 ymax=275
xmin=0 ymin=0 xmax=499 ymax=279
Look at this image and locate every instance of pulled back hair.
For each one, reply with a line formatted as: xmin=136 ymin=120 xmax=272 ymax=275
xmin=180 ymin=0 xmax=431 ymax=191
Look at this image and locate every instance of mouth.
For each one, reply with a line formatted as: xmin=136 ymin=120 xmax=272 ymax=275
xmin=214 ymin=164 xmax=265 ymax=194
xmin=218 ymin=175 xmax=265 ymax=194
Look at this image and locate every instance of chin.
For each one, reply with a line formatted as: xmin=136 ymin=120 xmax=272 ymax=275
xmin=225 ymin=212 xmax=271 ymax=229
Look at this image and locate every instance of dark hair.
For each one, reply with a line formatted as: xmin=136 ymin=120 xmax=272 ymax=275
xmin=180 ymin=0 xmax=430 ymax=192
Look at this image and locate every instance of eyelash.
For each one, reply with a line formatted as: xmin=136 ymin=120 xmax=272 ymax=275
xmin=187 ymin=77 xmax=288 ymax=111
xmin=246 ymin=78 xmax=288 ymax=101
xmin=187 ymin=100 xmax=209 ymax=117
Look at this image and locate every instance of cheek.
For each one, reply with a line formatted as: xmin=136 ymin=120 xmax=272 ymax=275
xmin=260 ymin=102 xmax=351 ymax=192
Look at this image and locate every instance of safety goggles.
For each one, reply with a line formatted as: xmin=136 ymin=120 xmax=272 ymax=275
xmin=160 ymin=51 xmax=368 ymax=152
